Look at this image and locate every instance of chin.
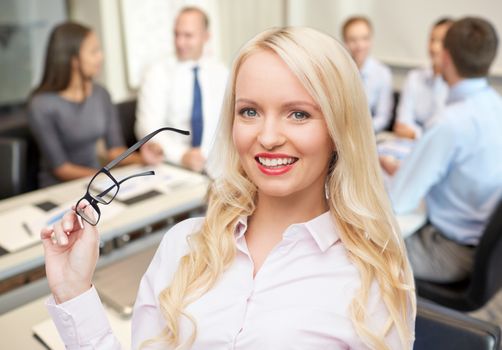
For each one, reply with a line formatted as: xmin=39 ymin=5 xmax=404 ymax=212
xmin=255 ymin=182 xmax=298 ymax=198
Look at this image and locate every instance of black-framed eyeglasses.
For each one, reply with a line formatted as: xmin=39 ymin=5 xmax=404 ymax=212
xmin=75 ymin=127 xmax=189 ymax=226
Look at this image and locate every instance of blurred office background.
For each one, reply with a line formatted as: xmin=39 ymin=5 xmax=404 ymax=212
xmin=1 ymin=0 xmax=501 ymax=109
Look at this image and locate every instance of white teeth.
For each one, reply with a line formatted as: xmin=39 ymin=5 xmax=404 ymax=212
xmin=258 ymin=157 xmax=296 ymax=167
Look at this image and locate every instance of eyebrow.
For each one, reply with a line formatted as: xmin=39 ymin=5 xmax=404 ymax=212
xmin=235 ymin=98 xmax=321 ymax=111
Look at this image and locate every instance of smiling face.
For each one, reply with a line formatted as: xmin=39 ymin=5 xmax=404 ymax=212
xmin=232 ymin=50 xmax=334 ymax=200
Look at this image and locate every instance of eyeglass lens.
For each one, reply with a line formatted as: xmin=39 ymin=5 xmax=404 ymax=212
xmin=88 ymin=171 xmax=119 ymax=204
xmin=76 ymin=199 xmax=100 ymax=226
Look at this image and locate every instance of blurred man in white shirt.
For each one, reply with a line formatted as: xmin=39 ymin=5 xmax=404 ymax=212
xmin=136 ymin=7 xmax=228 ymax=172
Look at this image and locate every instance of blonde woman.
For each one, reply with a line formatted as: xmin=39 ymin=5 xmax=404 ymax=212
xmin=42 ymin=27 xmax=416 ymax=349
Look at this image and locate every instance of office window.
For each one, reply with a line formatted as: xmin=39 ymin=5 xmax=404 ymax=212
xmin=0 ymin=0 xmax=66 ymax=108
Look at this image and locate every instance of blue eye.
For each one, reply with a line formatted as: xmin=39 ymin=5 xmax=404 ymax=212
xmin=290 ymin=111 xmax=309 ymax=121
xmin=240 ymin=108 xmax=258 ymax=118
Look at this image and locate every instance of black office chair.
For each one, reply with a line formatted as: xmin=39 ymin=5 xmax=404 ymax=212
xmin=415 ymin=298 xmax=501 ymax=350
xmin=0 ymin=108 xmax=39 ymax=191
xmin=386 ymin=90 xmax=400 ymax=131
xmin=416 ymin=201 xmax=502 ymax=311
xmin=0 ymin=137 xmax=27 ymax=199
xmin=116 ymin=99 xmax=138 ymax=147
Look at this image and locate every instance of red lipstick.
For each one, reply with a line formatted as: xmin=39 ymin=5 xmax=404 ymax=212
xmin=254 ymin=153 xmax=298 ymax=176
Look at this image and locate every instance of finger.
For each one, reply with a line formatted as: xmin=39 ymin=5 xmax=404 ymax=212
xmin=53 ymin=219 xmax=69 ymax=246
xmin=61 ymin=209 xmax=80 ymax=233
xmin=40 ymin=226 xmax=54 ymax=240
xmin=40 ymin=227 xmax=56 ymax=251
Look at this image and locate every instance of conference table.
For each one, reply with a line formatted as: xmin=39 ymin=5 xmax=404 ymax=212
xmin=0 ymin=163 xmax=209 ymax=297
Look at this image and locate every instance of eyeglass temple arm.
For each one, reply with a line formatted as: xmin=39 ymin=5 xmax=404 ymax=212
xmin=104 ymin=127 xmax=190 ymax=170
xmin=96 ymin=170 xmax=155 ymax=199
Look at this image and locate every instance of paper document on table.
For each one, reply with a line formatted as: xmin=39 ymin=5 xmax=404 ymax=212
xmin=32 ymin=308 xmax=131 ymax=350
xmin=0 ymin=200 xmax=126 ymax=253
xmin=0 ymin=206 xmax=47 ymax=252
xmin=156 ymin=164 xmax=207 ymax=192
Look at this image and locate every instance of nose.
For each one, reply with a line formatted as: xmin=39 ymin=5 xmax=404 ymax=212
xmin=257 ymin=116 xmax=286 ymax=151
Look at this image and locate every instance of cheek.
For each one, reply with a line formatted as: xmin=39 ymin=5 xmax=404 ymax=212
xmin=294 ymin=128 xmax=333 ymax=165
xmin=232 ymin=122 xmax=250 ymax=157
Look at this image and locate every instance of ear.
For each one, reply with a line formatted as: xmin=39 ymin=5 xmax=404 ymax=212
xmin=203 ymin=30 xmax=210 ymax=43
xmin=442 ymin=49 xmax=459 ymax=76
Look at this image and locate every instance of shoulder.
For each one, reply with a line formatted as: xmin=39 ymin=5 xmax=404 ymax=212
xmin=91 ymin=83 xmax=110 ymax=96
xmin=157 ymin=217 xmax=205 ymax=258
xmin=29 ymin=92 xmax=58 ymax=109
xmin=368 ymin=57 xmax=391 ymax=76
xmin=28 ymin=93 xmax=61 ymax=119
xmin=144 ymin=56 xmax=178 ymax=76
xmin=203 ymin=59 xmax=228 ymax=72
xmin=91 ymin=83 xmax=113 ymax=102
xmin=143 ymin=217 xmax=205 ymax=294
xmin=447 ymin=88 xmax=502 ymax=133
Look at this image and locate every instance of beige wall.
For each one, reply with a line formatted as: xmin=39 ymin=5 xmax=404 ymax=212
xmin=69 ymin=0 xmax=134 ymax=102
xmin=69 ymin=0 xmax=502 ymax=102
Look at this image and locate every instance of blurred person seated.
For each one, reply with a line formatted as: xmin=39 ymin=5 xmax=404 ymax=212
xmin=342 ymin=16 xmax=393 ymax=132
xmin=384 ymin=17 xmax=502 ymax=283
xmin=135 ymin=6 xmax=228 ymax=173
xmin=394 ymin=18 xmax=454 ymax=140
xmin=28 ymin=21 xmax=150 ymax=187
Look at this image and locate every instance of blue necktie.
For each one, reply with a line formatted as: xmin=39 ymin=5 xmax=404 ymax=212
xmin=190 ymin=66 xmax=203 ymax=147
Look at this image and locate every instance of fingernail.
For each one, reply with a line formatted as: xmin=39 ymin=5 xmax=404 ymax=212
xmin=60 ymin=234 xmax=68 ymax=245
xmin=63 ymin=222 xmax=71 ymax=231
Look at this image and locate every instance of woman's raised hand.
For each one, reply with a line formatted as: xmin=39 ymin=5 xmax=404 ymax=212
xmin=40 ymin=203 xmax=100 ymax=304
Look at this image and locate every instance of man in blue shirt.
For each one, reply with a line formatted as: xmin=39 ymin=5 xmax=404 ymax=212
xmin=384 ymin=17 xmax=502 ymax=283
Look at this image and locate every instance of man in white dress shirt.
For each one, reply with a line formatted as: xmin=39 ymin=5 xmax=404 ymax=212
xmin=136 ymin=7 xmax=228 ymax=172
xmin=394 ymin=18 xmax=453 ymax=139
xmin=342 ymin=16 xmax=393 ymax=132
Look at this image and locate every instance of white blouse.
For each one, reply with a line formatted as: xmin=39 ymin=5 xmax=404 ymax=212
xmin=47 ymin=212 xmax=414 ymax=349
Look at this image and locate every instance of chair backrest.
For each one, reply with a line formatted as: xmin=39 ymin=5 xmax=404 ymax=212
xmin=0 ymin=137 xmax=27 ymax=199
xmin=468 ymin=200 xmax=502 ymax=307
xmin=116 ymin=100 xmax=138 ymax=148
xmin=0 ymin=108 xmax=39 ymax=191
xmin=415 ymin=298 xmax=501 ymax=350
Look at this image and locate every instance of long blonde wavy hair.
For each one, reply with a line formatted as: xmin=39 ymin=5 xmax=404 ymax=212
xmin=148 ymin=27 xmax=416 ymax=349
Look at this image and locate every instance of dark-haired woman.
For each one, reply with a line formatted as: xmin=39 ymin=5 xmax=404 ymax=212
xmin=28 ymin=22 xmax=154 ymax=187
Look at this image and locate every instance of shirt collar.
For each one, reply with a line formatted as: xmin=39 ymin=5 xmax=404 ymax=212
xmin=447 ymin=78 xmax=488 ymax=104
xmin=179 ymin=57 xmax=208 ymax=70
xmin=301 ymin=211 xmax=340 ymax=252
xmin=234 ymin=216 xmax=248 ymax=240
xmin=233 ymin=211 xmax=340 ymax=253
